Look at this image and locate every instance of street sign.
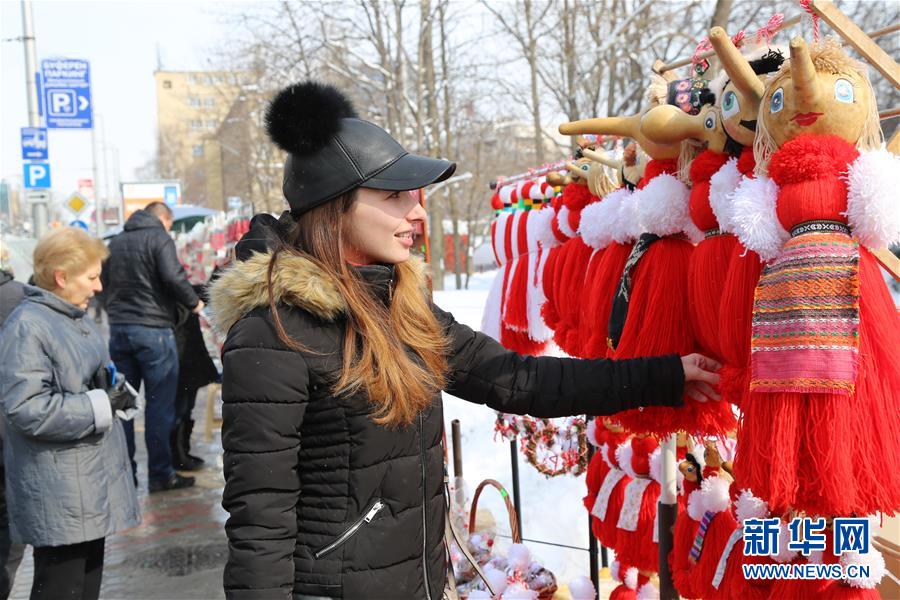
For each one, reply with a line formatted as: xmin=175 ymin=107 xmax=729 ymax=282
xmin=40 ymin=58 xmax=93 ymax=129
xmin=24 ymin=162 xmax=51 ymax=189
xmin=227 ymin=196 xmax=243 ymax=210
xmin=21 ymin=127 xmax=48 ymax=160
xmin=69 ymin=220 xmax=89 ymax=231
xmin=66 ymin=192 xmax=89 ymax=216
xmin=164 ymin=185 xmax=178 ymax=207
xmin=25 ymin=190 xmax=50 ymax=204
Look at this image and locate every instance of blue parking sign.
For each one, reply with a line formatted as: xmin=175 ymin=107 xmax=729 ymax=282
xmin=21 ymin=127 xmax=48 ymax=160
xmin=41 ymin=58 xmax=93 ymax=129
xmin=24 ymin=162 xmax=51 ymax=189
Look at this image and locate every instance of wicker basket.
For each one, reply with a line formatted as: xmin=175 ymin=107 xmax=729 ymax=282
xmin=466 ymin=479 xmax=558 ymax=600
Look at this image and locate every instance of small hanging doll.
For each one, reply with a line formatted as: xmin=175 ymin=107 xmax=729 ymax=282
xmin=548 ymin=158 xmax=598 ymax=355
xmin=670 ymin=446 xmax=707 ymax=599
xmin=583 ymin=417 xmax=630 ymax=543
xmin=705 ymin=27 xmax=787 ymax=408
xmin=588 ymin=418 xmax=632 ymax=551
xmin=613 ymin=435 xmax=661 ymax=574
xmin=732 ymin=37 xmax=900 ymax=517
xmin=608 ymin=561 xmax=640 ymax=600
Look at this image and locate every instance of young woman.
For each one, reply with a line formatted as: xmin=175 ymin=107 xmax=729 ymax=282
xmin=210 ymin=81 xmax=721 ymax=600
xmin=0 ymin=227 xmax=139 ymax=600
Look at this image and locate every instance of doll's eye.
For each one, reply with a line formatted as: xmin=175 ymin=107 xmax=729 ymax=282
xmin=770 ymin=88 xmax=784 ymax=113
xmin=834 ymin=78 xmax=854 ymax=103
xmin=581 ymin=164 xmax=590 ymax=171
xmin=722 ymin=91 xmax=741 ymax=119
xmin=704 ymin=112 xmax=717 ymax=130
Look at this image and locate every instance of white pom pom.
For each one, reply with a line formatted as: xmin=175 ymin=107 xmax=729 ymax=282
xmin=506 ymin=543 xmax=531 ymax=570
xmin=616 ymin=443 xmax=637 ymax=479
xmin=568 ymin=575 xmax=596 ymax=600
xmin=699 ymin=476 xmax=731 ymax=514
xmin=624 ymin=567 xmax=639 ymax=591
xmin=844 ymin=147 xmax=900 ymax=250
xmin=773 ymin=521 xmax=798 ymax=563
xmin=613 ymin=191 xmax=641 ymax=243
xmin=734 ymin=489 xmax=769 ymax=523
xmin=709 ymin=159 xmax=743 ymax=233
xmin=557 ymin=206 xmax=576 ymax=238
xmin=502 ymin=582 xmax=538 ymax=599
xmin=730 ymin=175 xmax=788 ymax=261
xmin=636 ymin=173 xmax=693 ymax=238
xmin=527 ymin=207 xmax=552 ymax=251
xmin=687 ymin=489 xmax=706 ymax=521
xmin=842 ymin=548 xmax=886 ymax=588
xmin=484 ymin=566 xmax=509 ymax=595
xmin=636 ymin=580 xmax=660 ymax=600
xmin=579 ymin=193 xmax=622 ymax=250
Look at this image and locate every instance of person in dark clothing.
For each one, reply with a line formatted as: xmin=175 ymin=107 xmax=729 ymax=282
xmin=209 ymin=81 xmax=721 ymax=600
xmin=102 ymin=202 xmax=204 ymax=492
xmin=0 ymin=269 xmax=26 ymax=600
xmin=171 ymin=284 xmax=220 ymax=470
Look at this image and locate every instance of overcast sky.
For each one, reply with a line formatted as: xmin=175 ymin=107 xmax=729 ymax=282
xmin=1 ymin=1 xmax=247 ymax=202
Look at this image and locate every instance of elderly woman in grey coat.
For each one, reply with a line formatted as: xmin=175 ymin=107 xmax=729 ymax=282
xmin=0 ymin=227 xmax=139 ymax=600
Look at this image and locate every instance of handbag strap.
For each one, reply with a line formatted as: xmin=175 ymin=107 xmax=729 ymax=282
xmin=444 ymin=476 xmax=497 ymax=597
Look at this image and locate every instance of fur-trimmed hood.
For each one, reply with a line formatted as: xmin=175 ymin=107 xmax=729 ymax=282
xmin=208 ymin=251 xmax=429 ymax=333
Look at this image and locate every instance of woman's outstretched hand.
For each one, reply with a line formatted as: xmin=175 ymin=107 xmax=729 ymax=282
xmin=681 ymin=353 xmax=722 ymax=403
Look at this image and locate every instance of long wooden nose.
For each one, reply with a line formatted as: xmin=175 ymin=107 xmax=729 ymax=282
xmin=559 ymin=114 xmax=640 ymax=137
xmin=790 ymin=36 xmax=820 ymax=109
xmin=581 ymin=147 xmax=623 ymax=170
xmin=640 ymin=104 xmax=704 ymax=144
xmin=709 ymin=26 xmax=764 ymax=103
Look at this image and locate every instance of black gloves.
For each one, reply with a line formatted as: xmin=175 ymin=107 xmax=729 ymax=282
xmin=92 ymin=366 xmax=138 ymax=413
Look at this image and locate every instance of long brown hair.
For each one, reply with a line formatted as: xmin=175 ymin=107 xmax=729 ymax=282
xmin=266 ymin=193 xmax=449 ymax=428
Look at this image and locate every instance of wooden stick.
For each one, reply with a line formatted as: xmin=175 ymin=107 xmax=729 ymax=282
xmin=810 ymin=0 xmax=900 ymax=88
xmin=872 ymin=247 xmax=900 ymax=283
xmin=881 ymin=107 xmax=900 ymax=121
xmin=656 ymin=13 xmax=897 ymax=76
xmin=657 ymin=14 xmax=804 ymax=73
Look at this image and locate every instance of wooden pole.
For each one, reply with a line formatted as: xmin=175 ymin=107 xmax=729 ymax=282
xmin=451 ymin=419 xmax=463 ymax=479
xmin=810 ymin=0 xmax=900 ymax=89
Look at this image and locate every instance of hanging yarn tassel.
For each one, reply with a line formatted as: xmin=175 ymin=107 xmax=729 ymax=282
xmin=502 ymin=211 xmax=532 ymax=333
xmin=687 ymin=149 xmax=739 ymax=361
xmin=690 ymin=477 xmax=739 ymax=599
xmin=594 ymin=437 xmax=632 ymax=551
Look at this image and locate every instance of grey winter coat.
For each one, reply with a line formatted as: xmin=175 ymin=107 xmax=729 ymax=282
xmin=0 ymin=287 xmax=140 ymax=547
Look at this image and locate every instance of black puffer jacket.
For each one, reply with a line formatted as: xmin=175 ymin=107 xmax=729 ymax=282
xmin=209 ymin=253 xmax=685 ymax=600
xmin=102 ymin=210 xmax=199 ymax=328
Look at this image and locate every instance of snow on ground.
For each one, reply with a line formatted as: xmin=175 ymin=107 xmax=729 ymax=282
xmin=435 ymin=269 xmax=594 ymax=589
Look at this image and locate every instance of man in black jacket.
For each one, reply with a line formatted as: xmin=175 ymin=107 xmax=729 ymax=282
xmin=0 ymin=268 xmax=26 ymax=599
xmin=103 ymin=202 xmax=203 ymax=492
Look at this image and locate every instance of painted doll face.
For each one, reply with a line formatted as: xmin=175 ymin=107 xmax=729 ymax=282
xmin=697 ymin=104 xmax=728 ymax=153
xmin=720 ymin=79 xmax=764 ymax=147
xmin=762 ymin=66 xmax=870 ymax=147
xmin=679 ymin=460 xmax=699 ymax=482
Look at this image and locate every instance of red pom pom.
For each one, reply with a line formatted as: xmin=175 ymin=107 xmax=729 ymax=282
xmin=689 ymin=149 xmax=730 ymax=184
xmin=767 ymin=134 xmax=858 ymax=186
xmin=491 ymin=193 xmax=503 ymax=210
xmin=561 ymin=182 xmax=594 ymax=212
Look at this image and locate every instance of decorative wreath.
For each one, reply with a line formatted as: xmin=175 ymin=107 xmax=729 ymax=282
xmin=494 ymin=413 xmax=589 ymax=477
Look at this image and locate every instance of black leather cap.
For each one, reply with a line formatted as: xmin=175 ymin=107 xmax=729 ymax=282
xmin=282 ymin=118 xmax=456 ymax=216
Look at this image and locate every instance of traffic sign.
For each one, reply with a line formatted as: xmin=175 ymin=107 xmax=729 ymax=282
xmin=41 ymin=58 xmax=93 ymax=129
xmin=21 ymin=127 xmax=48 ymax=160
xmin=69 ymin=220 xmax=89 ymax=231
xmin=66 ymin=192 xmax=89 ymax=216
xmin=24 ymin=162 xmax=51 ymax=189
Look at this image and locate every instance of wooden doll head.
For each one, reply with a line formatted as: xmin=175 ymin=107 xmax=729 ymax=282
xmin=565 ymin=157 xmax=593 ymax=186
xmin=704 ymin=439 xmax=723 ymax=469
xmin=708 ymin=28 xmax=787 ymax=151
xmin=679 ymin=453 xmax=703 ymax=483
xmin=640 ymin=102 xmax=728 ymax=153
xmin=755 ymin=37 xmax=881 ymax=172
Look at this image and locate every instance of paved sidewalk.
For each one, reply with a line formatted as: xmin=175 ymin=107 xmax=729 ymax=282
xmin=10 ymin=391 xmax=228 ymax=600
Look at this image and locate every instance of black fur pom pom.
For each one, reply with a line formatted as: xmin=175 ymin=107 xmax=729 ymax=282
xmin=265 ymin=81 xmax=358 ymax=155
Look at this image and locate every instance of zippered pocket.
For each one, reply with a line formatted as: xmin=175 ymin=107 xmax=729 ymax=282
xmin=313 ymin=498 xmax=386 ymax=560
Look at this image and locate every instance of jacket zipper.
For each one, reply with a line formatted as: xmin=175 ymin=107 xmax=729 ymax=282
xmin=313 ymin=498 xmax=385 ymax=560
xmin=419 ymin=413 xmax=433 ymax=600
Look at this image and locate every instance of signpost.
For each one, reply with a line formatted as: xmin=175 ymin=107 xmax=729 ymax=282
xmin=40 ymin=58 xmax=93 ymax=129
xmin=21 ymin=127 xmax=48 ymax=160
xmin=23 ymin=162 xmax=51 ymax=189
xmin=66 ymin=192 xmax=89 ymax=217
